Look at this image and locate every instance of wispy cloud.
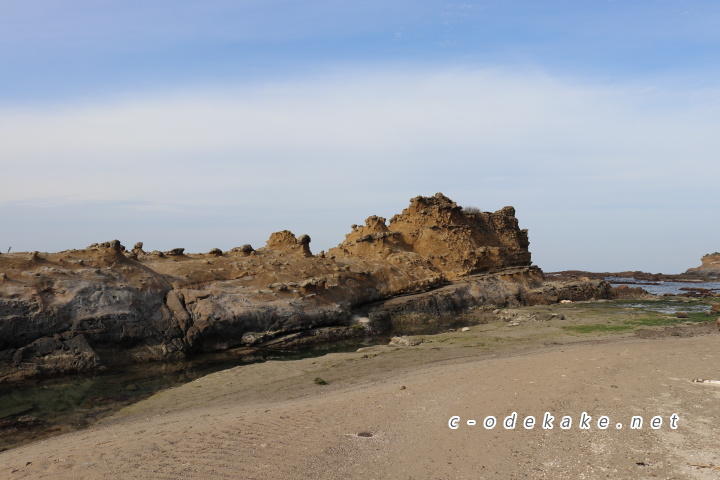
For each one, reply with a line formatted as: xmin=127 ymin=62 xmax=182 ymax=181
xmin=1 ymin=67 xmax=719 ymax=271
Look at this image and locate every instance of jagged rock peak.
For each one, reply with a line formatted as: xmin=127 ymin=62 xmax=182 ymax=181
xmin=264 ymin=230 xmax=313 ymax=257
xmin=132 ymin=242 xmax=145 ymax=255
xmin=408 ymin=192 xmax=460 ymax=211
xmin=331 ymin=193 xmax=531 ymax=277
xmin=87 ymin=240 xmax=125 ymax=252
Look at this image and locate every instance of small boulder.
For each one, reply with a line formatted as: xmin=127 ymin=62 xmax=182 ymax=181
xmin=675 ymin=311 xmax=689 ymax=319
xmin=389 ymin=336 xmax=422 ymax=346
xmin=89 ymin=240 xmax=124 ymax=251
xmin=184 ymin=326 xmax=201 ymax=348
xmin=299 ymin=277 xmax=326 ymax=293
xmin=165 ymin=248 xmax=185 ymax=256
xmin=231 ymin=244 xmax=254 ymax=256
xmin=132 ymin=242 xmax=145 ymax=254
xmin=208 ymin=248 xmax=223 ymax=256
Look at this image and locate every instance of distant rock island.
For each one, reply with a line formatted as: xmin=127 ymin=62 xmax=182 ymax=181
xmin=0 ymin=193 xmax=611 ymax=383
xmin=551 ymin=252 xmax=720 ymax=284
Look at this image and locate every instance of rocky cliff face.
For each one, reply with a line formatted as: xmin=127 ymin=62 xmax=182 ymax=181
xmin=0 ymin=193 xmax=607 ymax=383
xmin=328 ymin=193 xmax=530 ymax=277
xmin=685 ymin=253 xmax=720 ymax=277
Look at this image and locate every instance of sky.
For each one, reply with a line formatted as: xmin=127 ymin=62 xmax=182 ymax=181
xmin=1 ymin=1 xmax=719 ymax=273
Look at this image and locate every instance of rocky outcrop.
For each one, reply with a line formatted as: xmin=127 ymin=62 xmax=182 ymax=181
xmin=0 ymin=243 xmax=178 ymax=382
xmin=686 ymin=253 xmax=720 ymax=277
xmin=328 ymin=193 xmax=530 ymax=278
xmin=263 ymin=231 xmax=313 ymax=257
xmin=0 ymin=193 xmax=608 ymax=383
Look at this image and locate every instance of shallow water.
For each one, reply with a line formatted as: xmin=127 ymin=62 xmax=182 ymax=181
xmin=0 ymin=338 xmax=384 ymax=451
xmin=619 ymin=300 xmax=712 ymax=315
xmin=606 ymin=276 xmax=720 ymax=296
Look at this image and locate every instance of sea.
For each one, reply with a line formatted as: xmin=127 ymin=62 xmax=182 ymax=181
xmin=606 ymin=276 xmax=720 ymax=296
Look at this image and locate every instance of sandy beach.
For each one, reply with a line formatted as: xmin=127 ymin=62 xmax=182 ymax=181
xmin=1 ymin=320 xmax=719 ymax=479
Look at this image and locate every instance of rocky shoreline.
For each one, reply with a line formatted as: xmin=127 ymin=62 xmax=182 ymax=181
xmin=548 ymin=252 xmax=720 ymax=285
xmin=548 ymin=262 xmax=720 ymax=299
xmin=0 ymin=194 xmax=613 ymax=384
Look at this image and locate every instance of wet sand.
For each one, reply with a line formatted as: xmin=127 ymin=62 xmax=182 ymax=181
xmin=1 ymin=317 xmax=719 ymax=479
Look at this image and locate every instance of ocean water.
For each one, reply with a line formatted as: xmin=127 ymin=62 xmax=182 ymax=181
xmin=606 ymin=277 xmax=720 ymax=296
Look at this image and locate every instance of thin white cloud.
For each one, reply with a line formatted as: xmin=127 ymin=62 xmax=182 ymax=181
xmin=1 ymin=67 xmax=719 ymax=271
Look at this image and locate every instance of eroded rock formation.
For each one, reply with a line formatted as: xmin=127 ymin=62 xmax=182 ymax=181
xmin=686 ymin=253 xmax=720 ymax=277
xmin=0 ymin=193 xmax=610 ymax=383
xmin=328 ymin=193 xmax=530 ymax=277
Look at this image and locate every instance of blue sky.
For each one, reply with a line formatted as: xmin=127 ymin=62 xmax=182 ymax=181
xmin=1 ymin=1 xmax=719 ymax=272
